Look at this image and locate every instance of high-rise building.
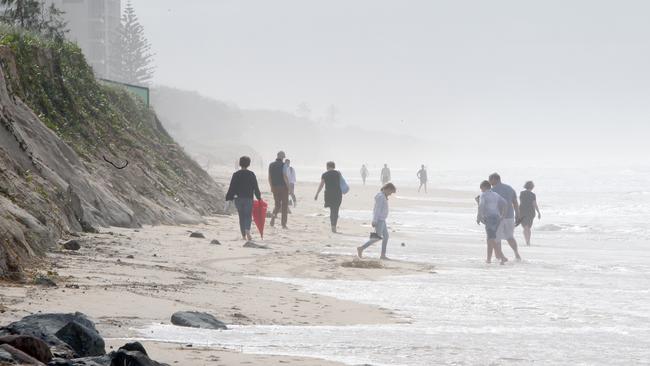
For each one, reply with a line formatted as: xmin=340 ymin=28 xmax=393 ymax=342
xmin=46 ymin=0 xmax=121 ymax=79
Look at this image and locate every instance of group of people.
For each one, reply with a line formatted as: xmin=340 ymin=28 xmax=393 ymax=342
xmin=476 ymin=173 xmax=541 ymax=264
xmin=226 ymin=151 xmax=398 ymax=258
xmin=226 ymin=154 xmax=541 ymax=264
xmin=361 ymin=163 xmax=428 ymax=194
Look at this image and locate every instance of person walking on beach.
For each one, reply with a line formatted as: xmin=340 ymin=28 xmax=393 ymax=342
xmin=357 ymin=183 xmax=397 ymax=260
xmin=360 ymin=164 xmax=369 ymax=185
xmin=269 ymin=151 xmax=290 ymax=228
xmin=285 ymin=159 xmax=297 ymax=207
xmin=381 ymin=164 xmax=391 ymax=185
xmin=315 ymin=161 xmax=343 ymax=233
xmin=417 ymin=164 xmax=428 ymax=193
xmin=225 ymin=156 xmax=262 ymax=241
xmin=520 ymin=181 xmax=541 ymax=246
xmin=477 ymin=180 xmax=508 ymax=264
xmin=489 ymin=173 xmax=522 ymax=261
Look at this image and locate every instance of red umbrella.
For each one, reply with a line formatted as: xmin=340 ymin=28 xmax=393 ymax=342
xmin=252 ymin=200 xmax=268 ymax=239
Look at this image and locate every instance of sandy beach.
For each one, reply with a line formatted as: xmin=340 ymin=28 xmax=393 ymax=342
xmin=0 ymin=179 xmax=438 ymax=365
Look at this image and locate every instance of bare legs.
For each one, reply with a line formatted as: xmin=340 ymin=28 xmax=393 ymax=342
xmin=486 ymin=239 xmax=506 ymax=264
xmin=523 ymin=225 xmax=532 ymax=246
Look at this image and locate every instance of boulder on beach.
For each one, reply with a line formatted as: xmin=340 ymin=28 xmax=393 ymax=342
xmin=55 ymin=321 xmax=105 ymax=358
xmin=189 ymin=232 xmax=205 ymax=239
xmin=0 ymin=334 xmax=52 ymax=363
xmin=62 ymin=240 xmax=81 ymax=251
xmin=170 ymin=311 xmax=227 ymax=330
xmin=1 ymin=312 xmax=105 ymax=358
xmin=210 ymin=239 xmax=221 ymax=245
xmin=47 ymin=342 xmax=168 ymax=365
xmin=0 ymin=343 xmax=45 ymax=365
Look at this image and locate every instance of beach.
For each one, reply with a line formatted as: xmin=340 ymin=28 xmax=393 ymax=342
xmin=0 ymin=180 xmax=433 ymax=365
xmin=2 ymin=168 xmax=650 ymax=365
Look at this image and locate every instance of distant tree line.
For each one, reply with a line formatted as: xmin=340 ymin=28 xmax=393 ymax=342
xmin=0 ymin=0 xmax=68 ymax=40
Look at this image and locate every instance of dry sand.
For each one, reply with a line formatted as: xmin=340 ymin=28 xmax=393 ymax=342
xmin=0 ymin=180 xmax=444 ymax=365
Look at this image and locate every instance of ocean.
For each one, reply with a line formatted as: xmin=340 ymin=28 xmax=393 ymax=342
xmin=140 ymin=166 xmax=650 ymax=365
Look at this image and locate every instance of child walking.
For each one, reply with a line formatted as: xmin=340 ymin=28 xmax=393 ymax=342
xmin=357 ymin=183 xmax=396 ymax=260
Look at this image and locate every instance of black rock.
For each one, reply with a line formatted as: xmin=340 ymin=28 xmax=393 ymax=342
xmin=2 ymin=312 xmax=105 ymax=358
xmin=209 ymin=240 xmax=221 ymax=245
xmin=55 ymin=321 xmax=105 ymax=358
xmin=170 ymin=311 xmax=227 ymax=330
xmin=63 ymin=240 xmax=81 ymax=251
xmin=126 ymin=255 xmax=134 ymax=259
xmin=243 ymin=241 xmax=269 ymax=249
xmin=0 ymin=334 xmax=53 ymax=363
xmin=118 ymin=342 xmax=147 ymax=356
xmin=189 ymin=232 xmax=205 ymax=239
xmin=0 ymin=343 xmax=44 ymax=365
xmin=111 ymin=349 xmax=169 ymax=366
xmin=34 ymin=275 xmax=57 ymax=287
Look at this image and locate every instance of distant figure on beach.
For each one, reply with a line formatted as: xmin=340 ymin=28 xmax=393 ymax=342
xmin=417 ymin=165 xmax=428 ymax=193
xmin=269 ymin=151 xmax=290 ymax=229
xmin=520 ymin=181 xmax=541 ymax=246
xmin=314 ymin=161 xmax=343 ymax=233
xmin=360 ymin=164 xmax=369 ymax=185
xmin=489 ymin=173 xmax=522 ymax=261
xmin=381 ymin=164 xmax=391 ymax=185
xmin=225 ymin=156 xmax=262 ymax=241
xmin=477 ymin=180 xmax=508 ymax=264
xmin=357 ymin=183 xmax=397 ymax=260
xmin=285 ymin=159 xmax=297 ymax=207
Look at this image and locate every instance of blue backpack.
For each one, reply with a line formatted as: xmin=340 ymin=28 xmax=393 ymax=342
xmin=339 ymin=173 xmax=350 ymax=194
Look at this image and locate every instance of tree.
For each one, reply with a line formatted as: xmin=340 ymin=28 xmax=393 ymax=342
xmin=111 ymin=1 xmax=155 ymax=85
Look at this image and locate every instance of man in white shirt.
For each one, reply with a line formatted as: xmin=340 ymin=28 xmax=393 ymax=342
xmin=357 ymin=183 xmax=396 ymax=260
xmin=477 ymin=180 xmax=508 ymax=264
xmin=285 ymin=159 xmax=297 ymax=207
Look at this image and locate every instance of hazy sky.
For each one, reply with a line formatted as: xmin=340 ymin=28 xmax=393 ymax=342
xmin=132 ymin=0 xmax=650 ymax=165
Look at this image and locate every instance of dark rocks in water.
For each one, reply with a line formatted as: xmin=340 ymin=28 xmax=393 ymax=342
xmin=243 ymin=241 xmax=269 ymax=249
xmin=2 ymin=312 xmax=104 ymax=358
xmin=189 ymin=232 xmax=205 ymax=239
xmin=126 ymin=255 xmax=134 ymax=259
xmin=62 ymin=240 xmax=80 ymax=251
xmin=0 ymin=343 xmax=45 ymax=365
xmin=401 ymin=242 xmax=406 ymax=247
xmin=209 ymin=240 xmax=221 ymax=245
xmin=0 ymin=334 xmax=52 ymax=363
xmin=170 ymin=311 xmax=227 ymax=330
xmin=54 ymin=321 xmax=105 ymax=358
xmin=33 ymin=275 xmax=57 ymax=287
xmin=118 ymin=342 xmax=147 ymax=356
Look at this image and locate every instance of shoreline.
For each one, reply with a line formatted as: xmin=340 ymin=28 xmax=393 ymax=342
xmin=0 ymin=182 xmax=436 ymax=365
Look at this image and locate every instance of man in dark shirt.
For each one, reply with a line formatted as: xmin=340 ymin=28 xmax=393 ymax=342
xmin=268 ymin=151 xmax=290 ymax=228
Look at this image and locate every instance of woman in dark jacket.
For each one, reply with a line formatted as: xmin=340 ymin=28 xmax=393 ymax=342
xmin=225 ymin=156 xmax=261 ymax=240
xmin=314 ymin=161 xmax=343 ymax=233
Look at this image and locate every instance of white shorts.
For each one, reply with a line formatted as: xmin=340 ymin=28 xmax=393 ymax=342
xmin=496 ymin=218 xmax=516 ymax=241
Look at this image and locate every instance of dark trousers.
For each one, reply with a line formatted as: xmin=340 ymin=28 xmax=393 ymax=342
xmin=271 ymin=185 xmax=289 ymax=227
xmin=329 ymin=204 xmax=340 ymax=227
xmin=234 ymin=197 xmax=253 ymax=236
